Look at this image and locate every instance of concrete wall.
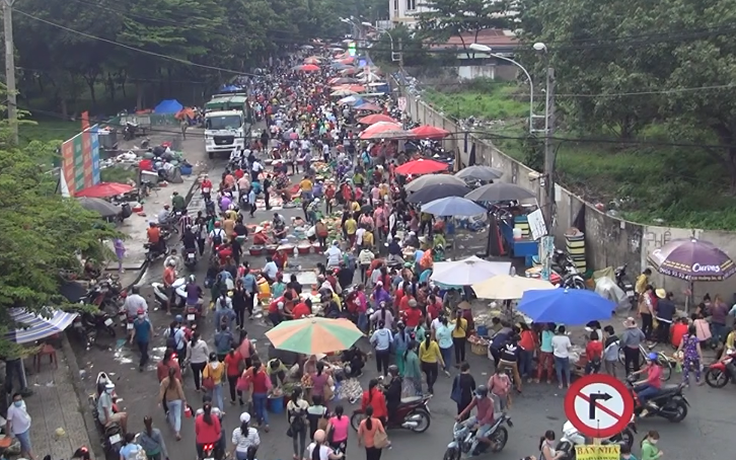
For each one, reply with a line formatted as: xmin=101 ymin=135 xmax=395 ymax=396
xmin=396 ymin=78 xmax=645 ymax=277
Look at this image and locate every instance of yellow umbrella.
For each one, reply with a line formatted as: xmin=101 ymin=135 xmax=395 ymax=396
xmin=472 ymin=275 xmax=557 ymax=300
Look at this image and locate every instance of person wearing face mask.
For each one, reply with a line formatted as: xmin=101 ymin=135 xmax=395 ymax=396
xmin=640 ymin=430 xmax=663 ymax=460
xmin=97 ymin=382 xmax=128 ymax=434
xmin=6 ymin=393 xmax=35 ymax=460
xmin=130 ymin=308 xmax=153 ymax=371
xmin=455 ymin=386 xmax=495 ymax=456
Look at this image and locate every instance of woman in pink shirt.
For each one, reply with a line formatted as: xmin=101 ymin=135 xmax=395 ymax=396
xmin=237 ymin=331 xmax=254 ymax=368
xmin=327 ymin=405 xmax=350 ymax=453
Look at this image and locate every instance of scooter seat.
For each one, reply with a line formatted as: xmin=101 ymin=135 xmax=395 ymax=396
xmin=400 ymin=396 xmax=422 ymax=405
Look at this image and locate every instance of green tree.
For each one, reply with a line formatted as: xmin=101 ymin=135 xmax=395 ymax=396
xmin=417 ymin=0 xmax=512 ymax=57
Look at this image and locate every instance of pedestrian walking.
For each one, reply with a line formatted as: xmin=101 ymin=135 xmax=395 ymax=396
xmin=327 ymin=405 xmax=350 ymax=454
xmin=233 ymin=279 xmax=247 ymax=328
xmin=638 ymin=285 xmax=656 ymax=339
xmin=203 ymin=352 xmax=226 ymax=411
xmin=602 ymin=326 xmax=620 ymax=377
xmin=451 ymin=309 xmax=468 ymax=365
xmin=518 ymin=323 xmax=537 ymax=381
xmin=621 ymin=317 xmax=646 ymax=375
xmin=419 ymin=334 xmax=444 ymax=394
xmin=403 ymin=340 xmax=422 ymax=396
xmin=137 ymin=416 xmax=169 ymax=460
xmin=188 ymin=332 xmax=210 ymax=391
xmin=287 ymin=387 xmax=309 ymax=460
xmin=535 ymin=323 xmax=555 ymax=384
xmin=224 ymin=347 xmax=244 ymax=405
xmin=130 ymin=309 xmax=153 ymax=371
xmin=249 ymin=360 xmax=271 ymax=432
xmin=6 ymin=393 xmax=35 ymax=460
xmin=215 ymin=324 xmax=235 ymax=362
xmin=435 ymin=316 xmax=453 ymax=376
xmin=677 ymin=324 xmax=704 ymax=386
xmin=230 ymin=412 xmax=260 ymax=460
xmin=552 ymin=326 xmax=572 ymax=389
xmin=357 ymin=406 xmax=387 ymax=460
xmin=640 ymin=431 xmax=663 ymax=460
xmin=488 ymin=367 xmax=512 ymax=414
xmin=450 ymin=362 xmax=476 ymax=418
xmin=159 ymin=366 xmax=186 ymax=440
xmin=370 ymin=321 xmax=393 ymax=376
xmin=113 ymin=238 xmax=126 ymax=274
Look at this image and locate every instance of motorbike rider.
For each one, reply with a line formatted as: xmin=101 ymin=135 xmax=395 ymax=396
xmin=384 ymin=365 xmax=403 ymax=423
xmin=631 ymin=352 xmax=663 ymax=416
xmin=164 ymin=249 xmax=183 ymax=274
xmin=197 ymin=395 xmax=226 ymax=454
xmin=147 ymin=222 xmax=165 ymax=255
xmin=157 ymin=205 xmax=172 ymax=227
xmin=97 ymin=382 xmax=129 ymax=434
xmin=182 ymin=225 xmax=198 ymax=258
xmin=195 ymin=400 xmax=223 ymax=460
xmin=456 ymin=386 xmax=496 ymax=456
xmin=185 ymin=275 xmax=203 ymax=312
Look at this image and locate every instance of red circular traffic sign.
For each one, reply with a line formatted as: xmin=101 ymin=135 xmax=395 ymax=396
xmin=563 ymin=374 xmax=634 ymax=439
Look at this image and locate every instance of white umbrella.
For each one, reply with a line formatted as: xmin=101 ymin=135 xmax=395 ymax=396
xmin=473 ymin=275 xmax=557 ymax=300
xmin=431 ymin=256 xmax=512 ymax=286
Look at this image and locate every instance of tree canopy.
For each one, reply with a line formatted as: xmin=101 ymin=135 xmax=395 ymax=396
xmin=12 ymin=0 xmax=377 ymax=116
xmin=0 ymin=87 xmax=120 ymax=354
xmin=517 ymin=0 xmax=736 ymax=188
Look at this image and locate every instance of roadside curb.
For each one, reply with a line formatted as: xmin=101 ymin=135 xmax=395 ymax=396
xmin=60 ymin=333 xmax=103 ymax=459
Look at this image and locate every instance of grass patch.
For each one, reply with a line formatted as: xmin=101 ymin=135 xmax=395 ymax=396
xmin=19 ymin=119 xmax=81 ymax=145
xmin=423 ymin=82 xmax=736 ymax=230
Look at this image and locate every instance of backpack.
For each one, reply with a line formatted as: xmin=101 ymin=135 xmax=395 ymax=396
xmin=212 ymin=229 xmax=224 ymax=246
xmin=166 ymin=329 xmax=178 ymax=350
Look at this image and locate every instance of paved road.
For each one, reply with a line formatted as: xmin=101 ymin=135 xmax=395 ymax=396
xmin=71 ymin=157 xmax=736 ymax=460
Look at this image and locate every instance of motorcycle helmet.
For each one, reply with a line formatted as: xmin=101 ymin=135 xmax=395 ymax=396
xmin=647 ymin=352 xmax=659 ymax=362
xmin=474 ymin=385 xmax=488 ymax=398
xmin=388 ymin=364 xmax=399 ymax=376
xmin=188 ymin=275 xmax=196 ymax=283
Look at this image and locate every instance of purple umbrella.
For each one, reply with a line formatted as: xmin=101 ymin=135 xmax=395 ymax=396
xmin=647 ymin=238 xmax=736 ymax=281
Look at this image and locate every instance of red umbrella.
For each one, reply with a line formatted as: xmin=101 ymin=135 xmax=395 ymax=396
xmin=359 ymin=122 xmax=407 ymax=140
xmin=75 ymin=182 xmax=134 ymax=198
xmin=354 ymin=102 xmax=382 ymax=112
xmin=410 ymin=125 xmax=451 ymax=140
xmin=358 ymin=114 xmax=398 ymax=125
xmin=395 ymin=158 xmax=449 ymax=176
xmin=296 ymin=64 xmax=320 ymax=72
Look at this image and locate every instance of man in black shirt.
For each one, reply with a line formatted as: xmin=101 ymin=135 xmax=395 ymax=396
xmin=337 ymin=262 xmax=354 ymax=290
xmin=263 ymin=174 xmax=272 ymax=210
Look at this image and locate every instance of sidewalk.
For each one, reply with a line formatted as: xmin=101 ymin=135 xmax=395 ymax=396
xmin=24 ymin=344 xmax=92 ymax=460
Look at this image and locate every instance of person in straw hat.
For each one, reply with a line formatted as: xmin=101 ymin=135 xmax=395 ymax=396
xmin=621 ymin=317 xmax=646 ymax=375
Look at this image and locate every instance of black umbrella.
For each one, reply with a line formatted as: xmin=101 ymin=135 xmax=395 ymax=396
xmin=76 ymin=197 xmax=121 ymax=218
xmin=455 ymin=165 xmax=504 ymax=181
xmin=407 ymin=183 xmax=471 ymax=204
xmin=465 ymin=182 xmax=535 ymax=202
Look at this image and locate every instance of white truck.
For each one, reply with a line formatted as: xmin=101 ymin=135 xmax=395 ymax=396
xmin=203 ymin=94 xmax=253 ymax=159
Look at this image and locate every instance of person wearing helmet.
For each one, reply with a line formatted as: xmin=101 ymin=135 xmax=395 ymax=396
xmin=630 ymin=352 xmax=663 ymax=416
xmin=186 ymin=275 xmax=203 ymax=310
xmin=97 ymin=382 xmax=128 ymax=433
xmin=456 ymin=385 xmax=495 ymax=455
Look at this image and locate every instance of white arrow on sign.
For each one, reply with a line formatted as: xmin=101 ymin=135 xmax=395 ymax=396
xmin=572 ymin=382 xmax=627 ymax=431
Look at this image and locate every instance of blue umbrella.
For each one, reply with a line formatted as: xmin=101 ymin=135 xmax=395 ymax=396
xmin=6 ymin=307 xmax=78 ymax=344
xmin=517 ymin=289 xmax=615 ymax=325
xmin=421 ymin=196 xmax=487 ymax=217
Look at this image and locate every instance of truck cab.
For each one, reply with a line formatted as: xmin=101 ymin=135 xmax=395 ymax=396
xmin=204 ymin=93 xmax=253 ymax=159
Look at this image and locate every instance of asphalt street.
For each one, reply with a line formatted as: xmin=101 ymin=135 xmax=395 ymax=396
xmin=70 ymin=156 xmax=736 ymax=460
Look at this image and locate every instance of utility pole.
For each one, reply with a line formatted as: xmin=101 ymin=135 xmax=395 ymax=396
xmin=542 ymin=67 xmax=556 ymax=224
xmin=3 ymin=0 xmax=17 ymax=145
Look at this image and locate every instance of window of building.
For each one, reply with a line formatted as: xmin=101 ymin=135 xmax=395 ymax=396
xmin=406 ymin=0 xmax=416 ymax=10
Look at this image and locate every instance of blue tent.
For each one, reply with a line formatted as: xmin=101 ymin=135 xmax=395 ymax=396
xmin=220 ymin=85 xmax=242 ymax=93
xmin=153 ymin=99 xmax=183 ymax=114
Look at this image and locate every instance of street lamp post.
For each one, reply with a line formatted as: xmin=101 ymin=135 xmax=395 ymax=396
xmin=468 ymin=42 xmax=556 ymax=224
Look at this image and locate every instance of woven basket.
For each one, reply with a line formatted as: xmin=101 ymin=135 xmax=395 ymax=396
xmin=471 ymin=343 xmax=487 ymax=356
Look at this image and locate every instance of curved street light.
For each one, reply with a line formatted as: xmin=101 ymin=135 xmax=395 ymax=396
xmin=468 ymin=42 xmax=547 ymax=134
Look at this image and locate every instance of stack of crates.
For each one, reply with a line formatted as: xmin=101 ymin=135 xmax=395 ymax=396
xmin=514 ymin=216 xmax=531 ymax=238
xmin=565 ymin=231 xmax=587 ymax=272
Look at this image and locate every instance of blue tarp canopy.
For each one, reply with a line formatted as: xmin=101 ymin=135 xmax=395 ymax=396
xmin=220 ymin=85 xmax=244 ymax=93
xmin=153 ymin=99 xmax=183 ymax=114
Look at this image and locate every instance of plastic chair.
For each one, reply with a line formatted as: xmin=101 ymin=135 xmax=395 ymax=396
xmin=34 ymin=343 xmax=58 ymax=372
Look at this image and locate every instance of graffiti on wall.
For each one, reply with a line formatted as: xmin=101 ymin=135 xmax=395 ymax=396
xmin=644 ymin=228 xmax=672 ymax=251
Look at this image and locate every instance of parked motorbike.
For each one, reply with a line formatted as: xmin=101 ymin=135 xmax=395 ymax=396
xmin=443 ymin=415 xmax=512 ymax=460
xmin=626 ymin=375 xmax=688 ymax=422
xmin=151 ymin=277 xmax=187 ymax=310
xmin=551 ymin=249 xmax=586 ymax=289
xmin=615 ymin=264 xmax=636 ymax=308
xmin=84 ymin=276 xmax=125 ymax=310
xmin=705 ymin=348 xmax=736 ymax=388
xmin=81 ymin=310 xmax=117 ymax=347
xmin=555 ymin=419 xmax=636 ymax=460
xmin=90 ymin=372 xmax=124 ymax=456
xmin=350 ymin=395 xmax=431 ymax=433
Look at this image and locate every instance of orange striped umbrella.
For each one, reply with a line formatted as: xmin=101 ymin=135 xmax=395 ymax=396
xmin=265 ymin=317 xmax=363 ymax=354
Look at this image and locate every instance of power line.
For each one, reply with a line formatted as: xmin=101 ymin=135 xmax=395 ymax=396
xmin=12 ymin=8 xmax=261 ymax=77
